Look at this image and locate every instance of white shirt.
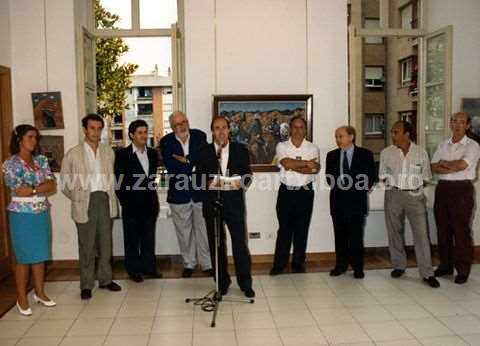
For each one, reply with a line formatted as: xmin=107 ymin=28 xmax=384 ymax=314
xmin=431 ymin=135 xmax=480 ymax=181
xmin=276 ymin=138 xmax=320 ymax=187
xmin=379 ymin=143 xmax=432 ymax=190
xmin=84 ymin=142 xmax=107 ymax=192
xmin=214 ymin=141 xmax=229 ymax=176
xmin=175 ymin=133 xmax=190 ymax=157
xmin=132 ymin=144 xmax=149 ymax=175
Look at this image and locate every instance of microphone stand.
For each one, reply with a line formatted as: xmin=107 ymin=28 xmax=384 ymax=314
xmin=186 ymin=142 xmax=254 ymax=328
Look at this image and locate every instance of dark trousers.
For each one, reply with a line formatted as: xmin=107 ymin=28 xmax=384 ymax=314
xmin=272 ymin=183 xmax=314 ymax=270
xmin=204 ymin=192 xmax=252 ymax=290
xmin=332 ymin=212 xmax=366 ymax=272
xmin=122 ymin=211 xmax=158 ymax=275
xmin=434 ymin=180 xmax=474 ymax=277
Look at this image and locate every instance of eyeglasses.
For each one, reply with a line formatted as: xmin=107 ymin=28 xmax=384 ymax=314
xmin=172 ymin=120 xmax=188 ymax=128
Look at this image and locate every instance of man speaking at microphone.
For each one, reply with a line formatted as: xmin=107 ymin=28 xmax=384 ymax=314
xmin=195 ymin=116 xmax=255 ymax=298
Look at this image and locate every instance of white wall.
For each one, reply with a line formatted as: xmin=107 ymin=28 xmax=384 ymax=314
xmin=9 ymin=0 xmax=81 ymax=259
xmin=0 ymin=0 xmax=11 ymax=67
xmin=424 ymin=0 xmax=480 ymax=245
xmin=5 ymin=0 xmax=480 ymax=260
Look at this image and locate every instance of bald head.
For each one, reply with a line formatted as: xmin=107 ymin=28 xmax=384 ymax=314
xmin=335 ymin=126 xmax=355 ymax=150
xmin=450 ymin=112 xmax=470 ymax=140
xmin=169 ymin=111 xmax=189 ymax=138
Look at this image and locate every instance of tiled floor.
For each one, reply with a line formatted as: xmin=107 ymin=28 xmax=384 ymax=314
xmin=2 ymin=265 xmax=480 ymax=345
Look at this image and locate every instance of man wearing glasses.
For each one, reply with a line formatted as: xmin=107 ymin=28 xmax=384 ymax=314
xmin=160 ymin=111 xmax=212 ymax=277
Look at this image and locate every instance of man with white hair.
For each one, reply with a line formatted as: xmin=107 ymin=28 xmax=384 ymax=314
xmin=159 ymin=111 xmax=212 ymax=277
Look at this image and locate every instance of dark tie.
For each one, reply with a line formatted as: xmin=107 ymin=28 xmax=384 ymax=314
xmin=342 ymin=151 xmax=349 ymax=186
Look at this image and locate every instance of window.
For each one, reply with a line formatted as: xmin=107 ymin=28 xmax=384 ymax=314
xmin=364 ymin=114 xmax=385 ymax=137
xmin=98 ymin=0 xmax=132 ymax=29
xmin=138 ymin=103 xmax=153 ymax=115
xmin=400 ymin=58 xmax=413 ymax=88
xmin=365 ymin=67 xmax=384 ymax=88
xmin=400 ymin=4 xmax=413 ymax=29
xmin=364 ymin=19 xmax=383 ymax=44
xmin=140 ymin=0 xmax=177 ymax=29
xmin=400 ymin=1 xmax=419 ymax=29
xmin=138 ymin=87 xmax=152 ymax=98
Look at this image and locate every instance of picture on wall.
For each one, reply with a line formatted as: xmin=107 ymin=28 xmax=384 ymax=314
xmin=213 ymin=94 xmax=313 ymax=172
xmin=32 ymin=91 xmax=65 ymax=130
xmin=38 ymin=135 xmax=64 ymax=173
xmin=462 ymin=98 xmax=480 ymax=143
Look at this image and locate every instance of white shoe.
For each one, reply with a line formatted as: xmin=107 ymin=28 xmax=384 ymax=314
xmin=33 ymin=293 xmax=57 ymax=307
xmin=16 ymin=301 xmax=32 ymax=316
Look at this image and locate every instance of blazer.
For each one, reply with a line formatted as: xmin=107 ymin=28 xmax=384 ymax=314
xmin=114 ymin=145 xmax=159 ymax=216
xmin=195 ymin=141 xmax=252 ymax=206
xmin=325 ymin=145 xmax=376 ymax=216
xmin=159 ymin=129 xmax=208 ymax=204
xmin=60 ymin=142 xmax=118 ymax=224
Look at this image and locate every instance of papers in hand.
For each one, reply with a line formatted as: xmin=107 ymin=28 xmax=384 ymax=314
xmin=209 ymin=175 xmax=242 ymax=191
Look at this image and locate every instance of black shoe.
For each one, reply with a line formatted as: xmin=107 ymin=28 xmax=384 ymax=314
xmin=434 ymin=268 xmax=454 ymax=277
xmin=99 ymin=281 xmax=122 ymax=291
xmin=182 ymin=268 xmax=193 ymax=278
xmin=269 ymin=267 xmax=284 ymax=276
xmin=80 ymin=289 xmax=92 ymax=300
xmin=391 ymin=269 xmax=405 ymax=278
xmin=202 ymin=269 xmax=214 ymax=277
xmin=354 ymin=271 xmax=365 ymax=279
xmin=219 ymin=285 xmax=230 ymax=296
xmin=454 ymin=275 xmax=468 ymax=284
xmin=329 ymin=267 xmax=347 ymax=277
xmin=423 ymin=276 xmax=440 ymax=288
xmin=292 ymin=264 xmax=306 ymax=273
xmin=242 ymin=287 xmax=255 ymax=298
xmin=129 ymin=273 xmax=144 ymax=283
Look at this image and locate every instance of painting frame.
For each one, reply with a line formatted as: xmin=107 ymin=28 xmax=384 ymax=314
xmin=462 ymin=98 xmax=480 ymax=142
xmin=38 ymin=135 xmax=64 ymax=173
xmin=213 ymin=94 xmax=313 ymax=172
xmin=31 ymin=91 xmax=65 ymax=130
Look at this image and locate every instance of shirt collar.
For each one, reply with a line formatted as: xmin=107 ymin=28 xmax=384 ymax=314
xmin=289 ymin=138 xmax=305 ymax=148
xmin=343 ymin=144 xmax=354 ymax=154
xmin=132 ymin=144 xmax=147 ymax=154
xmin=175 ymin=132 xmax=190 ymax=145
xmin=214 ymin=141 xmax=229 ymax=153
xmin=448 ymin=135 xmax=469 ymax=145
xmin=84 ymin=141 xmax=99 ymax=155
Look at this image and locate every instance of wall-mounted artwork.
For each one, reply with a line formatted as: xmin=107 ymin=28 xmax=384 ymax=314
xmin=39 ymin=135 xmax=64 ymax=172
xmin=32 ymin=91 xmax=65 ymax=130
xmin=213 ymin=94 xmax=313 ymax=172
xmin=462 ymin=98 xmax=480 ymax=143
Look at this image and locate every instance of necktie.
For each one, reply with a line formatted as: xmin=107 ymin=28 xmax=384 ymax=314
xmin=342 ymin=151 xmax=349 ymax=187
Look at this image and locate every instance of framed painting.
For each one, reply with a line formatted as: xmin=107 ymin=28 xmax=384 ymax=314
xmin=38 ymin=135 xmax=64 ymax=173
xmin=462 ymin=98 xmax=480 ymax=142
xmin=31 ymin=92 xmax=65 ymax=130
xmin=213 ymin=94 xmax=313 ymax=172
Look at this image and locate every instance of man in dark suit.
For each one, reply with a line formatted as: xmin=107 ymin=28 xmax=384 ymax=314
xmin=159 ymin=111 xmax=212 ymax=278
xmin=325 ymin=126 xmax=376 ymax=279
xmin=114 ymin=120 xmax=160 ymax=282
xmin=195 ymin=116 xmax=255 ymax=298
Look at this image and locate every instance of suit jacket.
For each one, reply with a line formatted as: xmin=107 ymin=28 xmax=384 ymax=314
xmin=195 ymin=141 xmax=252 ymax=207
xmin=60 ymin=142 xmax=118 ymax=223
xmin=114 ymin=145 xmax=159 ymax=216
xmin=159 ymin=129 xmax=208 ymax=204
xmin=325 ymin=145 xmax=376 ymax=216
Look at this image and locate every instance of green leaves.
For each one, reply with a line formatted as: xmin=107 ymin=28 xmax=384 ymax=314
xmin=95 ymin=0 xmax=138 ymax=121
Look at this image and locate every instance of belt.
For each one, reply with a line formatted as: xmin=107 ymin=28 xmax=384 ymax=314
xmin=390 ymin=186 xmax=421 ymax=192
xmin=12 ymin=196 xmax=47 ymax=203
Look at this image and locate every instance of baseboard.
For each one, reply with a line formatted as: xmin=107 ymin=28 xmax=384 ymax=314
xmin=46 ymin=245 xmax=480 ymax=269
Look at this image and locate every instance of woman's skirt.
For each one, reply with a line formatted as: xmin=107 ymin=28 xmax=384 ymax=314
xmin=9 ymin=210 xmax=50 ymax=264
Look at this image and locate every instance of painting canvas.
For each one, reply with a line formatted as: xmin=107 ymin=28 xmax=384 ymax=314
xmin=462 ymin=98 xmax=480 ymax=142
xmin=32 ymin=92 xmax=65 ymax=130
xmin=39 ymin=135 xmax=64 ymax=173
xmin=213 ymin=95 xmax=313 ymax=172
